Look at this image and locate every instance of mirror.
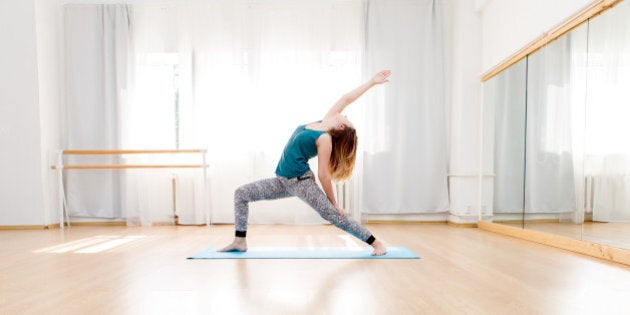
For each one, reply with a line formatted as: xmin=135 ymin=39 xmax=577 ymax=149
xmin=483 ymin=59 xmax=527 ymax=229
xmin=482 ymin=0 xmax=630 ymax=251
xmin=523 ymin=22 xmax=588 ymax=239
xmin=582 ymin=0 xmax=630 ymax=249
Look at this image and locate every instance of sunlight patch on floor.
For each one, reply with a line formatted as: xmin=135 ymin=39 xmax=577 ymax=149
xmin=34 ymin=235 xmax=146 ymax=254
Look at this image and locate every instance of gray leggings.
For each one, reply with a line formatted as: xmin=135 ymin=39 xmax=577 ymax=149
xmin=233 ymin=170 xmax=374 ymax=244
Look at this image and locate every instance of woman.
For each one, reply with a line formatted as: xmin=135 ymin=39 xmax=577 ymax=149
xmin=219 ymin=70 xmax=391 ymax=255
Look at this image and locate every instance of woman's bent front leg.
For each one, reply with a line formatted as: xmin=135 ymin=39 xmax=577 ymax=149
xmin=234 ymin=177 xmax=292 ymax=234
xmin=218 ymin=177 xmax=291 ymax=252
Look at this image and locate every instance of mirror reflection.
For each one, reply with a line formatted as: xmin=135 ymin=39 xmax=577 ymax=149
xmin=524 ymin=22 xmax=588 ymax=238
xmin=483 ymin=59 xmax=526 ymax=229
xmin=583 ymin=0 xmax=630 ymax=249
xmin=483 ymin=0 xmax=630 ymax=250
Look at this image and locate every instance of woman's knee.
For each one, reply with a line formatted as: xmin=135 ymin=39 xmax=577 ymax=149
xmin=234 ymin=185 xmax=250 ymax=203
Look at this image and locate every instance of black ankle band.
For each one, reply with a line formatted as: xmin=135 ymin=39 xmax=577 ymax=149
xmin=235 ymin=230 xmax=247 ymax=238
xmin=366 ymin=235 xmax=375 ymax=245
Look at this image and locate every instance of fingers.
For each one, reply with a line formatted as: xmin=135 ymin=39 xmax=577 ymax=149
xmin=335 ymin=206 xmax=346 ymax=217
xmin=374 ymin=70 xmax=392 ymax=83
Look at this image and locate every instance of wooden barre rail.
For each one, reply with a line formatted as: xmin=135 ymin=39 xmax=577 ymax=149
xmin=61 ymin=149 xmax=205 ymax=155
xmin=53 ymin=149 xmax=211 ymax=229
xmin=51 ymin=149 xmax=209 ymax=170
xmin=51 ymin=164 xmax=208 ymax=170
xmin=481 ymin=0 xmax=622 ymax=82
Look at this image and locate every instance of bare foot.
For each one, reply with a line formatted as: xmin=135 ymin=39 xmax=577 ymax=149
xmin=371 ymin=239 xmax=387 ymax=256
xmin=217 ymin=237 xmax=248 ymax=252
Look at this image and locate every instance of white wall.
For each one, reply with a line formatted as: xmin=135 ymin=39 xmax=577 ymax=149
xmin=0 ymin=0 xmax=45 ymax=226
xmin=0 ymin=0 xmax=62 ymax=226
xmin=480 ymin=0 xmax=595 ymax=73
xmin=447 ymin=0 xmax=484 ymax=222
xmin=35 ymin=0 xmax=63 ymax=226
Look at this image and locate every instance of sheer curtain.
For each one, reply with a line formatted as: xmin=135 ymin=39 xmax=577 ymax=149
xmin=586 ymin=0 xmax=630 ymax=223
xmin=64 ymin=4 xmax=205 ymax=225
xmin=131 ymin=1 xmax=364 ymax=225
xmin=361 ymin=0 xmax=450 ymax=214
xmin=525 ymin=23 xmax=588 ymax=221
xmin=64 ymin=0 xmax=452 ymax=225
xmin=63 ymin=4 xmax=130 ymax=220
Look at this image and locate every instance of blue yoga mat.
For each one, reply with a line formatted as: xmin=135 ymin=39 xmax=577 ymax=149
xmin=187 ymin=246 xmax=419 ymax=259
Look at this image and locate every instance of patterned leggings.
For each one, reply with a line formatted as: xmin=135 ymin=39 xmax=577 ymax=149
xmin=233 ymin=170 xmax=374 ymax=244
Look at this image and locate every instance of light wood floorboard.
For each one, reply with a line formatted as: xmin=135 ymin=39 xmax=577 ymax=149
xmin=1 ymin=224 xmax=629 ymax=315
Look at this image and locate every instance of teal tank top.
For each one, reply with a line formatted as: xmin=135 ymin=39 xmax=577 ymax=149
xmin=275 ymin=123 xmax=326 ymax=178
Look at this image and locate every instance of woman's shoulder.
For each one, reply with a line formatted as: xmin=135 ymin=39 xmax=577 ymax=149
xmin=315 ymin=132 xmax=332 ymax=145
xmin=304 ymin=120 xmax=327 ymax=132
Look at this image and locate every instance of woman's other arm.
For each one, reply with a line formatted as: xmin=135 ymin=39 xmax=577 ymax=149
xmin=315 ymin=134 xmax=345 ymax=216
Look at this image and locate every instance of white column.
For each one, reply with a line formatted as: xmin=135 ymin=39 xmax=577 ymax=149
xmin=447 ymin=0 xmax=489 ymax=224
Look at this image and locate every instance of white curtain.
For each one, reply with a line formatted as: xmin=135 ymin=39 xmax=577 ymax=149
xmin=64 ymin=4 xmax=205 ymax=226
xmin=486 ymin=59 xmax=527 ymax=214
xmin=64 ymin=0 xmax=452 ymax=225
xmin=63 ymin=4 xmax=130 ymax=220
xmin=524 ymin=23 xmax=588 ymax=219
xmin=130 ymin=1 xmax=364 ymax=225
xmin=361 ymin=0 xmax=450 ymax=214
xmin=586 ymin=0 xmax=630 ymax=223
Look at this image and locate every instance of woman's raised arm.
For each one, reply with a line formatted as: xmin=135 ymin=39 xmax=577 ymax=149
xmin=324 ymin=70 xmax=391 ymax=119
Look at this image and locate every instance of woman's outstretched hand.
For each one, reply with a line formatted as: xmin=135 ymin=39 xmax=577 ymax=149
xmin=372 ymin=70 xmax=392 ymax=84
xmin=335 ymin=205 xmax=346 ymax=217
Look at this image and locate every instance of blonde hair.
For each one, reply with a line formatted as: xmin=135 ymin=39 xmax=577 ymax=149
xmin=328 ymin=126 xmax=358 ymax=181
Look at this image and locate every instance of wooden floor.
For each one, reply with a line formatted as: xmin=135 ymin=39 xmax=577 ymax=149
xmin=1 ymin=224 xmax=630 ymax=315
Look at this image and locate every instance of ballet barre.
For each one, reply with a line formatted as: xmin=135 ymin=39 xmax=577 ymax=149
xmin=52 ymin=149 xmax=210 ymax=229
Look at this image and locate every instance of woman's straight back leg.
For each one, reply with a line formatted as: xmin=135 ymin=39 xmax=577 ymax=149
xmin=287 ymin=173 xmax=372 ymax=242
